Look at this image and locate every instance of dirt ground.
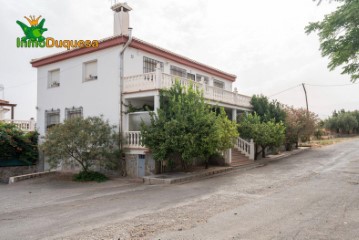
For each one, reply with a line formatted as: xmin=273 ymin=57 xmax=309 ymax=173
xmin=1 ymin=139 xmax=358 ymax=240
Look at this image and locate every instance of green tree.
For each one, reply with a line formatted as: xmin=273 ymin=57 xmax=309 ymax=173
xmin=141 ymin=82 xmax=238 ymax=170
xmin=305 ymin=0 xmax=359 ymax=82
xmin=238 ymin=113 xmax=285 ymax=159
xmin=324 ymin=110 xmax=359 ymax=134
xmin=0 ymin=122 xmax=38 ymax=165
xmin=41 ymin=116 xmax=118 ymax=173
xmin=250 ymin=95 xmax=286 ymax=123
xmin=337 ymin=112 xmax=358 ymax=133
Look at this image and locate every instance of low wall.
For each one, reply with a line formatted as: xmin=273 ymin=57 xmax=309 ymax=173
xmin=0 ymin=165 xmax=37 ymax=183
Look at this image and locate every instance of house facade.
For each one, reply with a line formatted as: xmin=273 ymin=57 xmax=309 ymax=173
xmin=31 ymin=3 xmax=253 ymax=176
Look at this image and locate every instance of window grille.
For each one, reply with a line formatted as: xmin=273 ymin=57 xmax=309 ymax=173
xmin=143 ymin=57 xmax=163 ymax=73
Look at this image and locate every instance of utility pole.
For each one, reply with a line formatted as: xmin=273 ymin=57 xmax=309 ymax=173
xmin=302 ymin=83 xmax=309 ymax=116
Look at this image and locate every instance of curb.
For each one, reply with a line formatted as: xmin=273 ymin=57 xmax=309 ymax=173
xmin=143 ymin=148 xmax=310 ymax=185
xmin=8 ymin=171 xmax=57 ymax=184
xmin=266 ymin=147 xmax=311 ymax=162
xmin=143 ymin=163 xmax=261 ymax=185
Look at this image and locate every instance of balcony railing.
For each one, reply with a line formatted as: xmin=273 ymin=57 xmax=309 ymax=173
xmin=1 ymin=119 xmax=36 ymax=132
xmin=235 ymin=137 xmax=255 ymax=160
xmin=124 ymin=131 xmax=146 ymax=149
xmin=123 ymin=72 xmax=252 ymax=108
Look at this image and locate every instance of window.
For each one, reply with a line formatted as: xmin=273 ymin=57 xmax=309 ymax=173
xmin=187 ymin=73 xmax=195 ymax=81
xmin=65 ymin=107 xmax=83 ymax=120
xmin=170 ymin=65 xmax=187 ymax=77
xmin=45 ymin=109 xmax=60 ymax=130
xmin=48 ymin=69 xmax=60 ymax=88
xmin=196 ymin=74 xmax=209 ymax=84
xmin=213 ymin=80 xmax=224 ymax=89
xmin=143 ymin=57 xmax=163 ymax=73
xmin=83 ymin=60 xmax=98 ymax=82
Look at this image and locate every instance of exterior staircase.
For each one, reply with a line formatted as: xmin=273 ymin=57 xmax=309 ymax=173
xmin=231 ymin=148 xmax=253 ymax=167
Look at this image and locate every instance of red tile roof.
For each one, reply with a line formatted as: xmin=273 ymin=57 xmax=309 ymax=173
xmin=30 ymin=35 xmax=236 ymax=82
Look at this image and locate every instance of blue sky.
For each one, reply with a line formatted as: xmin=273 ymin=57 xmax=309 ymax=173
xmin=1 ymin=0 xmax=358 ymax=120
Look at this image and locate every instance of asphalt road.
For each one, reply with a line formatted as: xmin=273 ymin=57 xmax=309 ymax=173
xmin=0 ymin=139 xmax=358 ymax=240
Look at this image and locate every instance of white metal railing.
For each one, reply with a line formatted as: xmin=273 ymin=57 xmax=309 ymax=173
xmin=124 ymin=131 xmax=146 ymax=149
xmin=235 ymin=137 xmax=255 ymax=160
xmin=1 ymin=119 xmax=36 ymax=132
xmin=123 ymin=72 xmax=252 ymax=108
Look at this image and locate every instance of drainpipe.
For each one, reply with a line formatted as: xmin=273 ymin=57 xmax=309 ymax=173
xmin=119 ymin=28 xmax=133 ymax=147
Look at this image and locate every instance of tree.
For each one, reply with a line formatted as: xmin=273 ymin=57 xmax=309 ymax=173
xmin=337 ymin=112 xmax=358 ymax=133
xmin=41 ymin=116 xmax=118 ymax=173
xmin=250 ymin=95 xmax=286 ymax=123
xmin=324 ymin=110 xmax=359 ymax=133
xmin=0 ymin=122 xmax=38 ymax=165
xmin=141 ymin=82 xmax=238 ymax=170
xmin=238 ymin=113 xmax=285 ymax=159
xmin=284 ymin=107 xmax=319 ymax=149
xmin=305 ymin=0 xmax=359 ymax=82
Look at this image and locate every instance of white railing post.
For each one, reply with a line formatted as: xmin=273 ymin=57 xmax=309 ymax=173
xmin=249 ymin=139 xmax=255 ymax=160
xmin=233 ymin=87 xmax=238 ymax=105
xmin=235 ymin=137 xmax=255 ymax=160
xmin=225 ymin=148 xmax=232 ymax=164
xmin=29 ymin=118 xmax=36 ymax=131
xmin=155 ymin=63 xmax=162 ymax=89
xmin=124 ymin=131 xmax=145 ymax=149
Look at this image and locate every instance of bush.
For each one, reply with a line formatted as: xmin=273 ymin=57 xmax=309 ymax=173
xmin=73 ymin=171 xmax=109 ymax=182
xmin=0 ymin=122 xmax=38 ymax=165
xmin=41 ymin=116 xmax=119 ymax=172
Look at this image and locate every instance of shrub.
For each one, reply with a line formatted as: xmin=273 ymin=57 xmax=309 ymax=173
xmin=41 ymin=116 xmax=119 ymax=172
xmin=73 ymin=171 xmax=108 ymax=182
xmin=0 ymin=122 xmax=38 ymax=165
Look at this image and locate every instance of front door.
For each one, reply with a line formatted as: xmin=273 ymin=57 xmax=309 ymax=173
xmin=137 ymin=155 xmax=145 ymax=177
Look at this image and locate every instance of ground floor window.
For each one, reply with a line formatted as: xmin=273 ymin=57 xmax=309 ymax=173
xmin=65 ymin=107 xmax=83 ymax=120
xmin=45 ymin=109 xmax=60 ymax=130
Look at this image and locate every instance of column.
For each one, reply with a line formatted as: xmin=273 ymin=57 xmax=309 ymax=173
xmin=154 ymin=95 xmax=160 ymax=114
xmin=232 ymin=109 xmax=237 ymax=122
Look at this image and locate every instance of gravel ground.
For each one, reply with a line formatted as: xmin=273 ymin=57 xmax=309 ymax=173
xmin=1 ymin=139 xmax=358 ymax=240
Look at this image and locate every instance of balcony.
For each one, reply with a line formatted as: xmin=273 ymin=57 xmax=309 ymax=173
xmin=123 ymin=72 xmax=252 ymax=109
xmin=1 ymin=119 xmax=36 ymax=132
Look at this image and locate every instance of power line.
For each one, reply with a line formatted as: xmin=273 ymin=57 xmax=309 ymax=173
xmin=268 ymin=84 xmax=301 ymax=98
xmin=305 ymin=82 xmax=359 ymax=87
xmin=268 ymin=81 xmax=358 ymax=98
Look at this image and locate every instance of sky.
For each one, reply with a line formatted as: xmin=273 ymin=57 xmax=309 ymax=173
xmin=1 ymin=0 xmax=358 ymax=120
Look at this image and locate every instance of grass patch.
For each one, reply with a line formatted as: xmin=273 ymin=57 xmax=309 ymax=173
xmin=73 ymin=171 xmax=109 ymax=182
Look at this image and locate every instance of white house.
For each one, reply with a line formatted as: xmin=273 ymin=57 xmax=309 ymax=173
xmin=31 ymin=3 xmax=254 ymax=176
xmin=0 ymin=97 xmax=36 ymax=132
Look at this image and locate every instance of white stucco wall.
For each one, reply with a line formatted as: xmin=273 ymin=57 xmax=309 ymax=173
xmin=36 ymin=42 xmax=236 ymax=137
xmin=123 ymin=47 xmax=234 ymax=91
xmin=36 ymin=46 xmax=121 ymax=136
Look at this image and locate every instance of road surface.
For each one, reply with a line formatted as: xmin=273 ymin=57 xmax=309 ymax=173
xmin=0 ymin=139 xmax=358 ymax=240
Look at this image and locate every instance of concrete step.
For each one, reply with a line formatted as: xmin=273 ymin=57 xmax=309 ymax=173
xmin=231 ymin=148 xmax=252 ymax=167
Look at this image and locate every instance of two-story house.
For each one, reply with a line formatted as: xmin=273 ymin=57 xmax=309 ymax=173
xmin=31 ymin=3 xmax=254 ymax=176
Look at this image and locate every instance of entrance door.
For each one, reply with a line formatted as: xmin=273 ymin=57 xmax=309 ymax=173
xmin=137 ymin=154 xmax=145 ymax=177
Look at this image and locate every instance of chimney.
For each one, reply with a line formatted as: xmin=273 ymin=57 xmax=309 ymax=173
xmin=111 ymin=2 xmax=132 ymax=36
